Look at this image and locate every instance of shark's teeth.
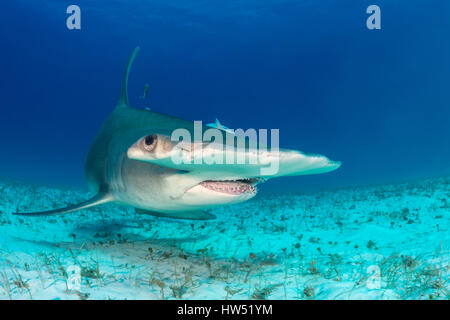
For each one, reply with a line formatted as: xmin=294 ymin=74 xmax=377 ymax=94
xmin=200 ymin=180 xmax=257 ymax=195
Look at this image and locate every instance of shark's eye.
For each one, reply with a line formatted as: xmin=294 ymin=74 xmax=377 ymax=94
xmin=143 ymin=134 xmax=157 ymax=151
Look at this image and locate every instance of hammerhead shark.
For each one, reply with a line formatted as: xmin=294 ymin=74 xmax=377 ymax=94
xmin=15 ymin=47 xmax=341 ymax=220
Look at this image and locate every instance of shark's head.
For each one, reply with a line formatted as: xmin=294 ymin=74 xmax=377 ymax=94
xmin=125 ymin=130 xmax=340 ymax=211
xmin=125 ymin=133 xmax=258 ymax=209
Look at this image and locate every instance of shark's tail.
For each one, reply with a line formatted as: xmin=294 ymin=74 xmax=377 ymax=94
xmin=13 ymin=193 xmax=113 ymax=216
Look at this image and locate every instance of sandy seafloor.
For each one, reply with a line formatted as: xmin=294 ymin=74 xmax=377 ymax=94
xmin=0 ymin=176 xmax=448 ymax=300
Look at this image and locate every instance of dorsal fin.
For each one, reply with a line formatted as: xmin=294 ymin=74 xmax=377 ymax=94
xmin=215 ymin=118 xmax=223 ymax=129
xmin=117 ymin=46 xmax=141 ymax=108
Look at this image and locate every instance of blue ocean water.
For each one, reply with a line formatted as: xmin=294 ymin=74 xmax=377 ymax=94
xmin=0 ymin=1 xmax=449 ymax=300
xmin=1 ymin=0 xmax=450 ymax=192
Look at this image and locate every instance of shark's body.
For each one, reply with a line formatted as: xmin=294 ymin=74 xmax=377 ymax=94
xmin=15 ymin=47 xmax=341 ymax=219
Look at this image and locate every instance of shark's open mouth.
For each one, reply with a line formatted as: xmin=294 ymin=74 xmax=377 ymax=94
xmin=199 ymin=178 xmax=262 ymax=195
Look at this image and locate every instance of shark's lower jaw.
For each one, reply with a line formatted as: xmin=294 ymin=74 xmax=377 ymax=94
xmin=199 ymin=180 xmax=257 ymax=195
xmin=171 ymin=177 xmax=262 ymax=207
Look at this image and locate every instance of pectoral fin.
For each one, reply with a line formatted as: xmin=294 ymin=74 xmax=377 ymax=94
xmin=135 ymin=208 xmax=216 ymax=220
xmin=13 ymin=193 xmax=113 ymax=216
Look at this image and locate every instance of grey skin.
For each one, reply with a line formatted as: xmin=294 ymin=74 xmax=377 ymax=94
xmin=15 ymin=47 xmax=341 ymax=220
